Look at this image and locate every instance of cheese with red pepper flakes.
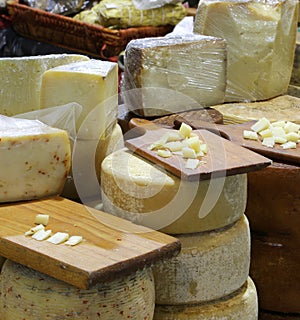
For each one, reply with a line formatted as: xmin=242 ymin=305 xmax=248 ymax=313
xmin=0 ymin=115 xmax=71 ymax=203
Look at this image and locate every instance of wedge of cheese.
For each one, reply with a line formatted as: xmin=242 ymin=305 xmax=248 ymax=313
xmin=152 ymin=215 xmax=250 ymax=305
xmin=0 ymin=115 xmax=71 ymax=203
xmin=194 ymin=0 xmax=298 ymax=102
xmin=0 ymin=54 xmax=90 ymax=116
xmin=123 ymin=34 xmax=227 ymax=117
xmin=0 ymin=259 xmax=155 ymax=319
xmin=40 ymin=59 xmax=118 ymax=139
xmin=101 ymin=148 xmax=247 ymax=234
xmin=154 ymin=277 xmax=258 ymax=319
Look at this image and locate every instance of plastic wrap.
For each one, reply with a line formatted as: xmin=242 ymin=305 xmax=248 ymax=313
xmin=122 ymin=34 xmax=227 ymax=117
xmin=194 ymin=0 xmax=299 ymax=103
xmin=132 ymin=0 xmax=181 ymax=10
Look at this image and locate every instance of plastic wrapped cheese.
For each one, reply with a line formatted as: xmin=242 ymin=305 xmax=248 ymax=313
xmin=123 ymin=34 xmax=227 ymax=117
xmin=194 ymin=0 xmax=299 ymax=102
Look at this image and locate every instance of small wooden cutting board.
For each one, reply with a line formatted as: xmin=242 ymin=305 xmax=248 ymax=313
xmin=0 ymin=196 xmax=181 ymax=289
xmin=125 ymin=118 xmax=272 ymax=181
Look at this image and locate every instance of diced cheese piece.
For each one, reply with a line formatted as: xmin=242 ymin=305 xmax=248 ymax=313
xmin=0 ymin=54 xmax=89 ymax=116
xmin=165 ymin=131 xmax=182 ymax=142
xmin=251 ymin=117 xmax=271 ymax=133
xmin=284 ymin=121 xmax=300 ymax=133
xmin=123 ymin=34 xmax=227 ymax=116
xmin=46 ymin=232 xmax=69 ymax=245
xmin=0 ymin=116 xmax=71 ymax=203
xmin=164 ymin=141 xmax=183 ymax=152
xmin=101 ymin=148 xmax=247 ymax=234
xmin=243 ymin=130 xmax=259 ymax=141
xmin=286 ymin=131 xmax=300 ymax=142
xmin=0 ymin=259 xmax=155 ymax=319
xmin=274 ymin=136 xmax=287 ymax=144
xmin=185 ymin=158 xmax=200 ymax=170
xmin=65 ymin=235 xmax=83 ymax=246
xmin=34 ymin=214 xmax=50 ymax=226
xmin=182 ymin=146 xmax=197 ymax=159
xmin=272 ymin=120 xmax=286 ymax=128
xmin=281 ymin=141 xmax=297 ymax=149
xmin=40 ymin=59 xmax=118 ymax=139
xmin=262 ymin=137 xmax=275 ymax=148
xmin=157 ymin=149 xmax=172 ymax=158
xmin=186 ymin=136 xmax=201 ymax=153
xmin=152 ymin=216 xmax=250 ymax=304
xmin=179 ymin=122 xmax=193 ymax=139
xmin=25 ymin=224 xmax=45 ymax=236
xmin=154 ymin=277 xmax=258 ymax=319
xmin=194 ymin=0 xmax=299 ymax=102
xmin=271 ymin=126 xmax=286 ymax=138
xmin=31 ymin=229 xmax=52 ymax=241
xmin=199 ymin=143 xmax=208 ymax=154
xmin=259 ymin=128 xmax=273 ymax=139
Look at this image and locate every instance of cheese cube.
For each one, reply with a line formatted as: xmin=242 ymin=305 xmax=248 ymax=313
xmin=0 ymin=116 xmax=71 ymax=203
xmin=40 ymin=59 xmax=118 ymax=139
xmin=194 ymin=0 xmax=299 ymax=102
xmin=123 ymin=34 xmax=227 ymax=116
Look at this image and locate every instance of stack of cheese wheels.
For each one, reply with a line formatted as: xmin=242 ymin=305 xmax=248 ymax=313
xmin=0 ymin=259 xmax=155 ymax=319
xmin=101 ymin=148 xmax=258 ymax=319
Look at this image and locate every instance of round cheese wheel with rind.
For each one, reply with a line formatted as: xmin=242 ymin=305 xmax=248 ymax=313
xmin=101 ymin=148 xmax=247 ymax=234
xmin=0 ymin=260 xmax=155 ymax=320
xmin=153 ymin=277 xmax=258 ymax=320
xmin=152 ymin=215 xmax=250 ymax=305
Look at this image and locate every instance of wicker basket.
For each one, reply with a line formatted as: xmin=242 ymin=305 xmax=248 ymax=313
xmin=6 ymin=1 xmax=174 ymax=60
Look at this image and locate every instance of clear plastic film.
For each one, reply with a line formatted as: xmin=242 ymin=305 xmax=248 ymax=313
xmin=121 ymin=34 xmax=227 ymax=117
xmin=132 ymin=0 xmax=182 ymax=10
xmin=193 ymin=0 xmax=299 ymax=103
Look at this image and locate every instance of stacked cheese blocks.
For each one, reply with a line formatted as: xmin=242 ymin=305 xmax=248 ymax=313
xmin=101 ymin=148 xmax=258 ymax=319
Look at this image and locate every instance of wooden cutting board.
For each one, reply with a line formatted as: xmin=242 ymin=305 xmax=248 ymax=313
xmin=173 ymin=118 xmax=300 ymax=165
xmin=125 ymin=118 xmax=272 ymax=181
xmin=0 ymin=196 xmax=181 ymax=289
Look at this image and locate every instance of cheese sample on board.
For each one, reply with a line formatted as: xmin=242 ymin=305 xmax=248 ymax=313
xmin=101 ymin=148 xmax=247 ymax=234
xmin=123 ymin=34 xmax=227 ymax=117
xmin=0 ymin=260 xmax=155 ymax=320
xmin=0 ymin=54 xmax=90 ymax=116
xmin=40 ymin=59 xmax=118 ymax=139
xmin=0 ymin=115 xmax=71 ymax=203
xmin=152 ymin=215 xmax=250 ymax=305
xmin=194 ymin=0 xmax=299 ymax=102
xmin=153 ymin=277 xmax=258 ymax=320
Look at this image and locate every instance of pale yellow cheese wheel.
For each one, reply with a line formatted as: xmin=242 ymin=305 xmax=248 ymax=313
xmin=0 ymin=260 xmax=155 ymax=320
xmin=101 ymin=148 xmax=247 ymax=234
xmin=153 ymin=277 xmax=258 ymax=320
xmin=152 ymin=215 xmax=250 ymax=305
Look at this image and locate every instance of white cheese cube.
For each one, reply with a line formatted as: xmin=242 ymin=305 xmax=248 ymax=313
xmin=47 ymin=232 xmax=69 ymax=245
xmin=251 ymin=117 xmax=271 ymax=133
xmin=32 ymin=229 xmax=52 ymax=241
xmin=243 ymin=130 xmax=259 ymax=140
xmin=262 ymin=137 xmax=275 ymax=148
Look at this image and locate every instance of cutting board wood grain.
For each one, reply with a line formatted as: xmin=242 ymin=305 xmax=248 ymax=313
xmin=173 ymin=118 xmax=300 ymax=165
xmin=126 ymin=118 xmax=272 ymax=181
xmin=0 ymin=196 xmax=181 ymax=289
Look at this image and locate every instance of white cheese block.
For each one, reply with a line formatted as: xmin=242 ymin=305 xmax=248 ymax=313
xmin=152 ymin=215 xmax=250 ymax=305
xmin=0 ymin=115 xmax=71 ymax=202
xmin=0 ymin=54 xmax=90 ymax=116
xmin=0 ymin=260 xmax=155 ymax=319
xmin=154 ymin=277 xmax=258 ymax=319
xmin=123 ymin=34 xmax=227 ymax=117
xmin=194 ymin=0 xmax=299 ymax=102
xmin=40 ymin=59 xmax=119 ymax=139
xmin=101 ymin=148 xmax=246 ymax=234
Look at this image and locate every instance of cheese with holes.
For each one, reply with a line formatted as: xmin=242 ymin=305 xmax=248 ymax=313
xmin=194 ymin=0 xmax=298 ymax=102
xmin=0 ymin=115 xmax=71 ymax=203
xmin=154 ymin=277 xmax=258 ymax=319
xmin=40 ymin=59 xmax=118 ymax=139
xmin=0 ymin=260 xmax=155 ymax=319
xmin=101 ymin=148 xmax=246 ymax=234
xmin=152 ymin=215 xmax=250 ymax=305
xmin=0 ymin=54 xmax=89 ymax=116
xmin=123 ymin=34 xmax=227 ymax=117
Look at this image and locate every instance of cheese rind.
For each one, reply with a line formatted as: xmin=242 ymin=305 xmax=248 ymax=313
xmin=0 ymin=260 xmax=155 ymax=319
xmin=152 ymin=215 xmax=250 ymax=305
xmin=123 ymin=34 xmax=227 ymax=117
xmin=101 ymin=148 xmax=247 ymax=234
xmin=0 ymin=116 xmax=71 ymax=203
xmin=194 ymin=0 xmax=298 ymax=102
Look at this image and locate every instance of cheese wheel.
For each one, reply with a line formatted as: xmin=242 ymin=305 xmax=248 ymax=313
xmin=152 ymin=215 xmax=250 ymax=305
xmin=101 ymin=148 xmax=247 ymax=234
xmin=153 ymin=277 xmax=258 ymax=320
xmin=0 ymin=260 xmax=155 ymax=320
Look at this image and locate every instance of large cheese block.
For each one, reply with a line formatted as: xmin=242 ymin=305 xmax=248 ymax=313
xmin=0 ymin=260 xmax=155 ymax=319
xmin=0 ymin=115 xmax=71 ymax=203
xmin=194 ymin=0 xmax=298 ymax=102
xmin=153 ymin=277 xmax=258 ymax=319
xmin=101 ymin=148 xmax=247 ymax=234
xmin=40 ymin=59 xmax=118 ymax=139
xmin=123 ymin=34 xmax=227 ymax=117
xmin=211 ymin=95 xmax=300 ymax=124
xmin=0 ymin=54 xmax=90 ymax=116
xmin=152 ymin=215 xmax=250 ymax=305
xmin=291 ymin=30 xmax=300 ymax=86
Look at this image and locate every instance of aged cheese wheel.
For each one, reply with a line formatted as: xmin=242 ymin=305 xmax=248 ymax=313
xmin=0 ymin=260 xmax=155 ymax=320
xmin=152 ymin=215 xmax=250 ymax=305
xmin=101 ymin=148 xmax=246 ymax=234
xmin=153 ymin=277 xmax=258 ymax=320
